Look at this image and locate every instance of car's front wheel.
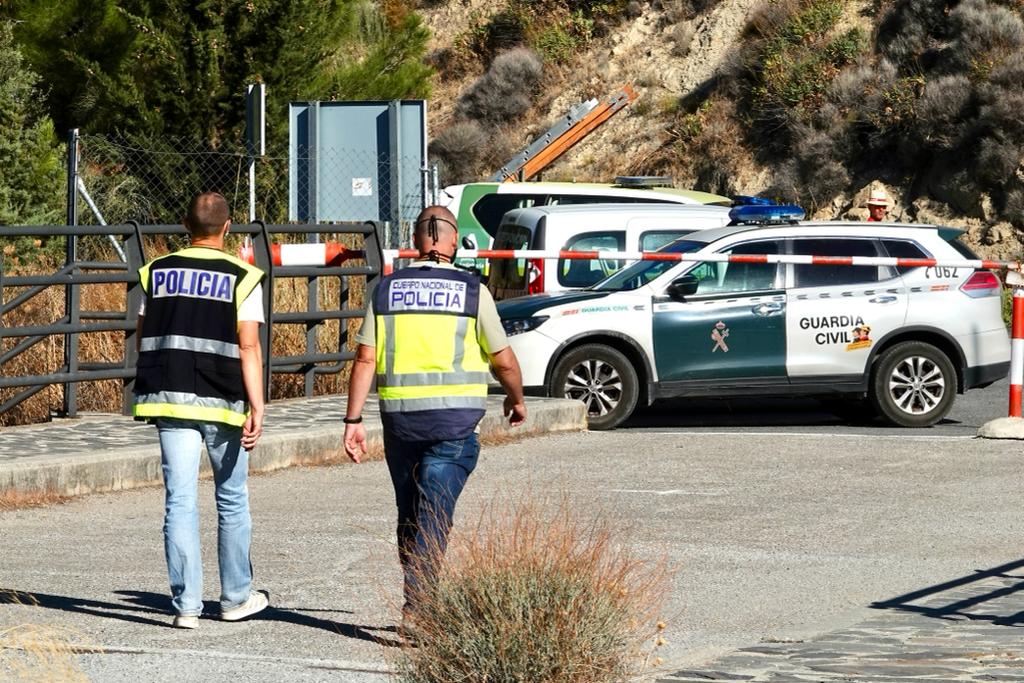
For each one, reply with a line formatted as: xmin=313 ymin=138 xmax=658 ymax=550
xmin=869 ymin=341 xmax=956 ymax=427
xmin=549 ymin=344 xmax=639 ymax=430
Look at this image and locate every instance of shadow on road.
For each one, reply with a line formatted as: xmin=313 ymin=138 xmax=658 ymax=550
xmin=0 ymin=588 xmax=172 ymax=628
xmin=870 ymin=557 xmax=1024 ymax=626
xmin=624 ymin=397 xmax=961 ymax=430
xmin=1 ymin=588 xmax=402 ymax=645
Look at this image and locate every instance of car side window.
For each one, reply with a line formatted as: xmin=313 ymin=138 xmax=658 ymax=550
xmin=559 ymin=232 xmax=625 ymax=288
xmin=881 ymin=239 xmax=931 ymax=275
xmin=471 ymin=194 xmax=544 ymax=238
xmin=791 ymin=238 xmax=884 ymax=288
xmin=692 ymin=240 xmax=781 ymax=295
xmin=641 ymin=231 xmax=688 ymax=252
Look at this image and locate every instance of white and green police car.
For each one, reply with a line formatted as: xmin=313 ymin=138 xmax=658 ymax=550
xmin=497 ymin=210 xmax=1010 ymax=429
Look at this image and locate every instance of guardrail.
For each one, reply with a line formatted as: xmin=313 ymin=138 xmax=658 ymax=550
xmin=0 ymin=222 xmax=383 ymax=418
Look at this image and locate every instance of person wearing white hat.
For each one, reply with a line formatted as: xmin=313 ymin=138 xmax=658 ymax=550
xmin=866 ymin=187 xmax=890 ymax=222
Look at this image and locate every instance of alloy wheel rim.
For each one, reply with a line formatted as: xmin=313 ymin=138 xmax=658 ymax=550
xmin=562 ymin=359 xmax=623 ymax=417
xmin=888 ymin=355 xmax=945 ymax=415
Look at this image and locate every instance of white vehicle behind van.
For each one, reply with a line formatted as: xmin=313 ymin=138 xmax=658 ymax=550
xmin=438 ymin=179 xmax=731 ymax=266
xmin=487 ymin=203 xmax=733 ymax=300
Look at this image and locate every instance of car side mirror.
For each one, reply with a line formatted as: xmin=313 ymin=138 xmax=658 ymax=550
xmin=461 ymin=235 xmax=478 ymax=250
xmin=667 ymin=274 xmax=699 ymax=301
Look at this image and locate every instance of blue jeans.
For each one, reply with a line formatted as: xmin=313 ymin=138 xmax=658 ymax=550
xmin=384 ymin=432 xmax=480 ymax=608
xmin=156 ymin=418 xmax=253 ymax=616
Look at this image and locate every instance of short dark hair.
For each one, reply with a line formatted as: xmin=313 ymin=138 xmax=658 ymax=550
xmin=185 ymin=192 xmax=230 ymax=237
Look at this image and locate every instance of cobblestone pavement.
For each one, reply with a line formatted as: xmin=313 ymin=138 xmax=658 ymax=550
xmin=0 ymin=394 xmax=380 ymax=462
xmin=660 ymin=558 xmax=1024 ymax=682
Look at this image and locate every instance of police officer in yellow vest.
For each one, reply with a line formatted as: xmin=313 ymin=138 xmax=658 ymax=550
xmin=343 ymin=205 xmax=527 ymax=618
xmin=134 ymin=192 xmax=270 ymax=629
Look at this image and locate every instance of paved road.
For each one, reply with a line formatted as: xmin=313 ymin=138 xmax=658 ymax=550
xmin=3 ymin=414 xmax=1024 ymax=681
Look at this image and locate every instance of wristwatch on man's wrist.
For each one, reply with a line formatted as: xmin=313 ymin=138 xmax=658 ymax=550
xmin=343 ymin=415 xmax=363 ymax=424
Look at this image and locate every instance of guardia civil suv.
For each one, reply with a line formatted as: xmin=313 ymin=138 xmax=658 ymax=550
xmin=497 ymin=212 xmax=1010 ymax=429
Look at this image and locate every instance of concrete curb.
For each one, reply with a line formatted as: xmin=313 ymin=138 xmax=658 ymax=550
xmin=0 ymin=398 xmax=586 ymax=500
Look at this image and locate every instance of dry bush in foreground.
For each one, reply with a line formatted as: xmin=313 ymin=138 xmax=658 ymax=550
xmin=398 ymin=495 xmax=669 ymax=683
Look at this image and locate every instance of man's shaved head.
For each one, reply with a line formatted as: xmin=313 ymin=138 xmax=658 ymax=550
xmin=413 ymin=206 xmax=459 ymax=260
xmin=185 ymin=192 xmax=231 ymax=238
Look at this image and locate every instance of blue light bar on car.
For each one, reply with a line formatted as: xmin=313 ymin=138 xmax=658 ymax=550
xmin=730 ymin=195 xmax=776 ymax=206
xmin=728 ymin=204 xmax=805 ymax=225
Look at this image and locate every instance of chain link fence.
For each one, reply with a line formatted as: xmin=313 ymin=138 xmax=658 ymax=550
xmin=76 ymin=132 xmax=435 ymax=249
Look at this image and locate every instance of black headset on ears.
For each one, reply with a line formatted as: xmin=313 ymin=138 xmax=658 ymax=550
xmin=418 ymin=215 xmax=459 ymax=263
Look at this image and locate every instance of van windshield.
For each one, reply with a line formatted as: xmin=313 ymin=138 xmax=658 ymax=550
xmin=487 ymin=225 xmax=533 ymax=300
xmin=592 ymin=239 xmax=706 ymax=292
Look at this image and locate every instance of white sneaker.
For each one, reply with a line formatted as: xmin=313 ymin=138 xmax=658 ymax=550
xmin=173 ymin=614 xmax=199 ymax=629
xmin=220 ymin=590 xmax=269 ymax=622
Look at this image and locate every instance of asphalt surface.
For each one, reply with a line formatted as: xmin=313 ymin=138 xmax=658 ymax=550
xmin=2 ymin=379 xmax=1023 ymax=681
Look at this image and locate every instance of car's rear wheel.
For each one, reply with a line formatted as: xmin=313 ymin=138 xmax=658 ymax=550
xmin=869 ymin=341 xmax=956 ymax=427
xmin=550 ymin=344 xmax=639 ymax=430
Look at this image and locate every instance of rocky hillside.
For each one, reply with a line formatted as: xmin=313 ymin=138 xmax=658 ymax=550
xmin=417 ymin=0 xmax=1024 ymax=261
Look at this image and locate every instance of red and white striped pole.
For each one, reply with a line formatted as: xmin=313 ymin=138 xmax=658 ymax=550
xmin=1009 ymin=287 xmax=1024 ymax=417
xmin=239 ymin=242 xmax=357 ymax=267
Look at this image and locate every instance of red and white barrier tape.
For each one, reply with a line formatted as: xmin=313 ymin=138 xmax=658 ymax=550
xmin=383 ymin=248 xmax=1021 ymax=271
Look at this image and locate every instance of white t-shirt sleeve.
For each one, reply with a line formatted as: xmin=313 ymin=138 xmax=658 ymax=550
xmin=138 ymin=283 xmax=265 ymax=324
xmin=238 ymin=283 xmax=265 ymax=323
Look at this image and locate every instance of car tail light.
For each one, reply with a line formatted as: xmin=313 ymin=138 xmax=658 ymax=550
xmin=960 ymin=270 xmax=1001 ymax=297
xmin=527 ymin=258 xmax=545 ymax=295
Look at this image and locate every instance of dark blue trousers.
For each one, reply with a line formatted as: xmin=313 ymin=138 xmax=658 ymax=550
xmin=383 ymin=432 xmax=480 ymax=609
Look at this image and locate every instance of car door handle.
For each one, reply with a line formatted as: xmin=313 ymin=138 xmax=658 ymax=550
xmin=752 ymin=302 xmax=784 ymax=316
xmin=869 ymin=295 xmax=898 ymax=304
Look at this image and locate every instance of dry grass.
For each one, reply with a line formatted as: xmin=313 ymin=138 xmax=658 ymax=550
xmin=0 ymin=592 xmax=89 ymax=682
xmin=2 ymin=235 xmax=369 ymax=426
xmin=0 ymin=488 xmax=71 ymax=511
xmin=396 ymin=493 xmax=670 ymax=683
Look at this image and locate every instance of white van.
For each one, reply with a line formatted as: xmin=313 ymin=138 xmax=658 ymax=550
xmin=439 ymin=179 xmax=731 ymax=261
xmin=487 ymin=203 xmax=733 ymax=300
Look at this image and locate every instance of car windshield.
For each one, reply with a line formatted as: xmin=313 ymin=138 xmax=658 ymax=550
xmin=592 ymin=239 xmax=707 ymax=291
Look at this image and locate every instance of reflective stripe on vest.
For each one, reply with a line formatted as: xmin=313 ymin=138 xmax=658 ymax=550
xmin=132 ymin=391 xmax=248 ymax=427
xmin=374 ymin=266 xmax=489 ymax=439
xmin=139 ymin=334 xmax=240 ymax=359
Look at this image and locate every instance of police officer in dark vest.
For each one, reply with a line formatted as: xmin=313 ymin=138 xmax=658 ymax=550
xmin=134 ymin=192 xmax=270 ymax=629
xmin=343 ymin=205 xmax=527 ymax=625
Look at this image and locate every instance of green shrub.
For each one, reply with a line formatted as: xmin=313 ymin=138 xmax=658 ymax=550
xmin=456 ymin=47 xmax=544 ymax=124
xmin=749 ymin=0 xmax=865 ymax=132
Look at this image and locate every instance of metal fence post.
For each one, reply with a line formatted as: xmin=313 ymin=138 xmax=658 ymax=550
xmin=305 ymin=274 xmax=318 ymax=397
xmin=252 ymin=221 xmax=274 ymax=403
xmin=122 ymin=221 xmax=146 ymax=414
xmin=63 ymin=129 xmax=80 ymax=418
xmin=388 ymin=101 xmax=402 ymax=237
xmin=364 ymin=221 xmax=384 ymax=294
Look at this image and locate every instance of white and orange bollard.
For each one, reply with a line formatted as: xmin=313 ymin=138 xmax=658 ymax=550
xmin=979 ymin=269 xmax=1024 ymax=438
xmin=1010 ymin=287 xmax=1024 ymax=418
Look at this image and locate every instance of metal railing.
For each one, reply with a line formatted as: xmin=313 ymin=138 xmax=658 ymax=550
xmin=0 ymin=222 xmax=383 ymax=418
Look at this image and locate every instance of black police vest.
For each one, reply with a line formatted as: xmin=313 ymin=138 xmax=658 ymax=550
xmin=133 ymin=248 xmax=264 ymax=426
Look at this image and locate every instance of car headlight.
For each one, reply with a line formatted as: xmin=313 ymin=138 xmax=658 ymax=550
xmin=502 ymin=315 xmax=549 ymax=336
